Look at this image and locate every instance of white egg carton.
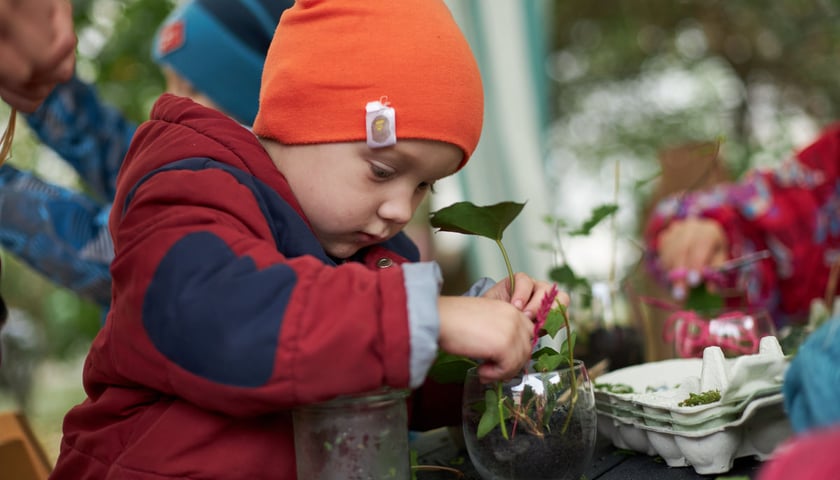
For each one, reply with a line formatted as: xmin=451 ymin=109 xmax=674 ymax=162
xmin=595 ymin=337 xmax=787 ymax=421
xmin=593 ymin=336 xmax=792 ymax=474
xmin=597 ymin=393 xmax=791 ymax=474
xmin=596 ymin=385 xmax=780 ymax=431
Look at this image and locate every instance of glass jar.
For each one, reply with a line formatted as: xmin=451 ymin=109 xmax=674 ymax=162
xmin=293 ymin=387 xmax=410 ymax=480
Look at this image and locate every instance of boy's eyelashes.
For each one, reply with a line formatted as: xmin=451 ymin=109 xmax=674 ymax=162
xmin=367 ymin=161 xmax=435 ymax=192
xmin=370 ymin=164 xmax=393 ymax=180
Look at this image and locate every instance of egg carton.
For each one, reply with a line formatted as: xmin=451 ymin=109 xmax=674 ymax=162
xmin=596 ymin=393 xmax=791 ymax=474
xmin=596 ymin=385 xmax=780 ymax=431
xmin=598 ymin=392 xmax=782 ymax=436
xmin=594 ymin=336 xmax=787 ymax=424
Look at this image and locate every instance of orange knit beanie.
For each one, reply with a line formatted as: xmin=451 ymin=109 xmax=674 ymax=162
xmin=252 ymin=0 xmax=484 ymax=167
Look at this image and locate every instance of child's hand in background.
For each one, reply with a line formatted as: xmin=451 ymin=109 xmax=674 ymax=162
xmin=656 ymin=218 xmax=728 ymax=299
xmin=0 ymin=0 xmax=76 ymax=112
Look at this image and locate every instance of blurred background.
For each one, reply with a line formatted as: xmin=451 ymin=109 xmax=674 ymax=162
xmin=1 ymin=0 xmax=838 ymax=463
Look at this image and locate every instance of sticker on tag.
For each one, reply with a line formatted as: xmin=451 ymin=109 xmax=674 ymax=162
xmin=365 ymin=99 xmax=396 ymax=148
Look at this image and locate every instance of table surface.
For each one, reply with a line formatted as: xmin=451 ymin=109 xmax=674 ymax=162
xmin=411 ymin=428 xmax=765 ymax=479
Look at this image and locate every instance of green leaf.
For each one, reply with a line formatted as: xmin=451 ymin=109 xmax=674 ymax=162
xmin=633 ymin=170 xmax=662 ymax=191
xmin=410 ymin=450 xmax=418 ymax=480
xmin=542 ymin=306 xmax=566 ymax=338
xmin=520 ymin=384 xmax=536 ymax=409
xmin=541 ymin=214 xmax=568 ymax=229
xmin=532 ymin=346 xmax=558 ymax=360
xmin=685 ymin=285 xmax=724 ymax=313
xmin=477 ymin=390 xmax=502 ymax=439
xmin=569 ymin=204 xmax=619 ymax=236
xmin=427 ymin=352 xmax=477 ymax=384
xmin=532 ymin=349 xmax=564 ymax=372
xmin=548 ymin=265 xmax=591 ymax=292
xmin=430 ymin=201 xmax=525 ymax=241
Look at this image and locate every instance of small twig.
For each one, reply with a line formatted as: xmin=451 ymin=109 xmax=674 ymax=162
xmin=825 ymin=259 xmax=840 ymax=309
xmin=411 ymin=465 xmax=465 ymax=478
xmin=0 ymin=109 xmax=16 ymax=166
xmin=588 ymin=358 xmax=610 ymax=381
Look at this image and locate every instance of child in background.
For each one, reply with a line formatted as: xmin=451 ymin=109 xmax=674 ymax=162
xmin=0 ymin=0 xmax=75 ymax=368
xmin=0 ymin=0 xmax=291 ymax=309
xmin=645 ymin=123 xmax=840 ymax=328
xmin=48 ymin=1 xmax=556 ymax=478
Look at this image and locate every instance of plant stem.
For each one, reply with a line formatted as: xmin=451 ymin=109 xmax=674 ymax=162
xmin=608 ymin=159 xmax=620 ymax=325
xmin=495 ymin=239 xmax=515 ymax=292
xmin=496 ymin=383 xmax=509 ymax=440
xmin=560 ymin=301 xmax=578 ymax=434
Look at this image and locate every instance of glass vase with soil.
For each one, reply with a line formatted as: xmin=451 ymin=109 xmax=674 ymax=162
xmin=461 ymin=360 xmax=597 ymax=480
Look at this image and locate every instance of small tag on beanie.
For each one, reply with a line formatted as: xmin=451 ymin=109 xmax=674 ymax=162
xmin=157 ymin=20 xmax=185 ymax=56
xmin=365 ymin=99 xmax=396 ymax=148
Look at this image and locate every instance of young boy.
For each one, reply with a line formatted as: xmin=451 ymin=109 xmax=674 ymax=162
xmin=49 ymin=1 xmax=555 ymax=478
xmin=0 ymin=0 xmax=291 ymax=309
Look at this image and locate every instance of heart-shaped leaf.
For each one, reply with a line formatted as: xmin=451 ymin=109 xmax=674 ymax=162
xmin=430 ymin=201 xmax=526 ymax=241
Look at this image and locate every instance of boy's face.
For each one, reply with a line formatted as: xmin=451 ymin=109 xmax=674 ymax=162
xmin=267 ymin=139 xmax=463 ymax=259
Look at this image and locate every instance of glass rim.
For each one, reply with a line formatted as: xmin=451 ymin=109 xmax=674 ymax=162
xmin=298 ymin=386 xmax=409 ymax=411
xmin=465 ymin=359 xmax=588 ymax=378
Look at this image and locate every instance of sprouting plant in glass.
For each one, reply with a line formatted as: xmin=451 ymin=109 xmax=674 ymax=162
xmin=428 ymin=200 xmax=580 ymax=439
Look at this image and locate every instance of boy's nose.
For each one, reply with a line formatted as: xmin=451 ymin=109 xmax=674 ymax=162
xmin=378 ymin=194 xmax=413 ymax=225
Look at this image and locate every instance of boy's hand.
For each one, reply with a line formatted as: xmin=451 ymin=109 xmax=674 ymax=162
xmin=482 ymin=272 xmax=567 ymax=320
xmin=438 ymin=296 xmax=534 ymax=384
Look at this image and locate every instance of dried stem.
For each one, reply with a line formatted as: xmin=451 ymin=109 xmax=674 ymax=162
xmin=608 ymin=159 xmax=620 ymax=324
xmin=825 ymin=259 xmax=840 ymax=309
xmin=411 ymin=465 xmax=465 ymax=478
xmin=0 ymin=109 xmax=16 ymax=166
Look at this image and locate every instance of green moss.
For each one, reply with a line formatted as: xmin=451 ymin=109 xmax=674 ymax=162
xmin=678 ymin=389 xmax=721 ymax=407
xmin=594 ymin=383 xmax=634 ymax=394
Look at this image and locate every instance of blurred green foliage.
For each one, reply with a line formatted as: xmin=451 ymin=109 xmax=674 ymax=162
xmin=549 ymin=0 xmax=840 ymax=140
xmin=1 ymin=0 xmax=174 ymax=361
xmin=71 ymin=0 xmax=173 ymax=121
xmin=544 ymin=0 xmax=839 ymax=280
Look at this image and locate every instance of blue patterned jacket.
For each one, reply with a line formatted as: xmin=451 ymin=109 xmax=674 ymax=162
xmin=0 ymin=75 xmax=135 ymax=307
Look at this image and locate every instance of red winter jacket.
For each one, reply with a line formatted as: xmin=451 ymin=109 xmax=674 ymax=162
xmin=49 ymin=94 xmax=462 ymax=479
